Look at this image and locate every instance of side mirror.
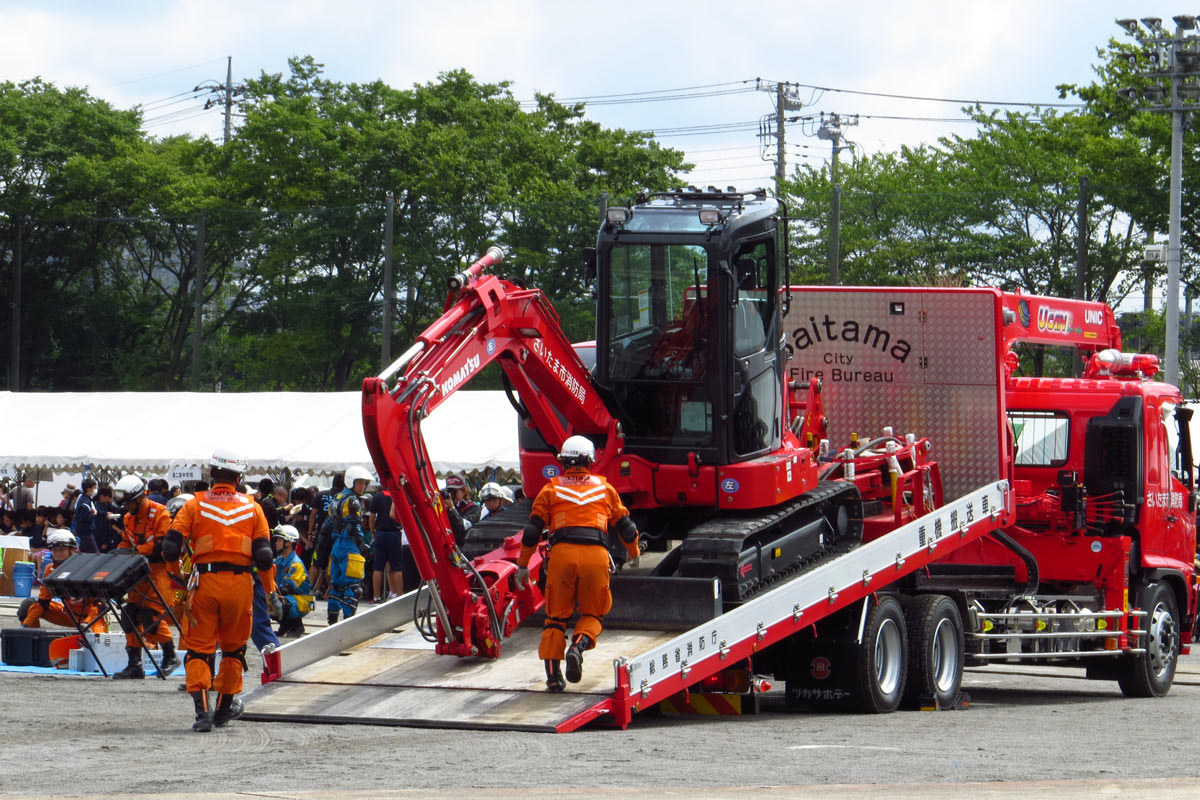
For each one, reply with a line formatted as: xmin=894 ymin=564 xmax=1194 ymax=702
xmin=581 ymin=247 xmax=597 ymax=284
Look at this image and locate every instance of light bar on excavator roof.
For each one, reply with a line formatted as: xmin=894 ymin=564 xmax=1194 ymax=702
xmin=698 ymin=207 xmax=722 ymax=225
xmin=607 ymin=207 xmax=632 ymax=225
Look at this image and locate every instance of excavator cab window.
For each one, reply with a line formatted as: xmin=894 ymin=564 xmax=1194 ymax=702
xmin=604 ymin=241 xmax=716 ymax=448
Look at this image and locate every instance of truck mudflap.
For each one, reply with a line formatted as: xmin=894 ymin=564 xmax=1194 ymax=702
xmin=246 ymin=482 xmax=1010 ymax=732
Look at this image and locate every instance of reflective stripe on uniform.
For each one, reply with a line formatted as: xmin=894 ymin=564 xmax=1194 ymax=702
xmin=552 ymin=484 xmax=607 ymax=506
xmin=198 ymin=500 xmax=257 ymax=526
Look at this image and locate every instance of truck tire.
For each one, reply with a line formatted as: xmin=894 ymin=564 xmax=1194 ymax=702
xmin=1118 ymin=581 xmax=1180 ymax=698
xmin=853 ymin=595 xmax=907 ymax=713
xmin=901 ymin=594 xmax=964 ymax=709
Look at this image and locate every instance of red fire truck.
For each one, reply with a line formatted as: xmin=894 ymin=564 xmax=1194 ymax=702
xmin=244 ymin=190 xmax=1195 ymax=730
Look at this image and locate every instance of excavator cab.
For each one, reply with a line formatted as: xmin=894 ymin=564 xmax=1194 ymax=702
xmin=592 ymin=189 xmax=785 ymax=467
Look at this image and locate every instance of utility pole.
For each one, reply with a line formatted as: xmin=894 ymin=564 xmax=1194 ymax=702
xmin=196 ymin=57 xmax=245 ymax=145
xmin=381 ymin=195 xmax=395 ymax=369
xmin=1116 ymin=14 xmax=1200 ymax=385
xmin=1074 ymin=176 xmax=1090 ymax=377
xmin=9 ymin=214 xmax=21 ymax=391
xmin=756 ymin=79 xmax=803 ymax=196
xmin=191 ymin=213 xmax=206 ymax=390
xmin=816 ymin=113 xmax=858 ymax=284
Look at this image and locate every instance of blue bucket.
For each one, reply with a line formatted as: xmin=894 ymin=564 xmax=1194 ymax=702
xmin=12 ymin=561 xmax=35 ymax=597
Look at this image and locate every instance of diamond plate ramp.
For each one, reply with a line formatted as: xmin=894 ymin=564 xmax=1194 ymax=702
xmin=242 ymin=624 xmax=676 ymax=732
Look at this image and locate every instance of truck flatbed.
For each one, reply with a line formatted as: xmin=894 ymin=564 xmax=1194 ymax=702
xmin=245 ymin=482 xmax=1010 ymax=732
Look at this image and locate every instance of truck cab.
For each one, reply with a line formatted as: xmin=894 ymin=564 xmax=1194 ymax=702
xmin=1004 ymin=364 xmax=1196 ymax=621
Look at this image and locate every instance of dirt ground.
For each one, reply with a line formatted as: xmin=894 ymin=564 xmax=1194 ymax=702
xmin=5 ymin=595 xmax=1200 ymax=799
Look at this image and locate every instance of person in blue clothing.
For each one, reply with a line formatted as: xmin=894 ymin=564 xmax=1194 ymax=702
xmin=324 ymin=465 xmax=373 ymax=625
xmin=270 ymin=524 xmax=312 ymax=637
xmin=72 ymin=479 xmax=99 ymax=552
xmin=92 ymin=485 xmax=125 ymax=552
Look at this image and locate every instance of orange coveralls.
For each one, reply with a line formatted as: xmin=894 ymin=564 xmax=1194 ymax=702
xmin=23 ymin=559 xmax=107 ymax=632
xmin=118 ymin=499 xmax=178 ymax=648
xmin=519 ymin=467 xmax=639 ymax=661
xmin=173 ymin=483 xmax=273 ymax=695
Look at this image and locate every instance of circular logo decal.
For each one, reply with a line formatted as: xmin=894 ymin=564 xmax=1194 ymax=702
xmin=542 ymin=464 xmax=560 ymax=479
xmin=1018 ymin=299 xmax=1031 ymax=328
xmin=810 ymin=656 xmax=831 ymax=680
xmin=1090 ymin=541 xmax=1102 ymax=553
xmin=721 ymin=477 xmax=740 ymax=494
xmin=486 ymin=338 xmax=497 ymax=355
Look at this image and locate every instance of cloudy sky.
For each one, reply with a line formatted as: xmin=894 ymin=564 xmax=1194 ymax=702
xmin=0 ymin=1 xmax=1168 ymax=190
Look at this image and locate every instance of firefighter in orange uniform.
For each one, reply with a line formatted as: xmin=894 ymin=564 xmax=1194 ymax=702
xmin=18 ymin=529 xmax=107 ymax=632
xmin=163 ymin=448 xmax=275 ymax=732
xmin=111 ymin=474 xmax=181 ymax=679
xmin=515 ymin=435 xmax=640 ymax=691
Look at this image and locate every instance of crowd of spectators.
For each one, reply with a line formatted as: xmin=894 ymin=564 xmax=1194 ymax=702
xmin=1 ymin=469 xmax=520 ymax=620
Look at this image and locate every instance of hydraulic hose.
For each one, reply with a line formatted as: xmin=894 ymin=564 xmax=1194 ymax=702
xmin=991 ymin=528 xmax=1040 ymax=596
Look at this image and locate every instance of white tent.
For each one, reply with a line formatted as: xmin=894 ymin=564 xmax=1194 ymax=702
xmin=0 ymin=390 xmax=518 ymax=476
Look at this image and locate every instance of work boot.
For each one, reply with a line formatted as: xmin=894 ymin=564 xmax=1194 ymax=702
xmin=158 ymin=641 xmax=181 ymax=676
xmin=213 ymin=693 xmax=244 ymax=727
xmin=544 ymin=659 xmax=565 ymax=693
xmin=112 ymin=647 xmax=145 ymax=680
xmin=279 ymin=618 xmax=305 ymax=638
xmin=191 ymin=691 xmax=213 ymax=732
xmin=565 ymin=634 xmax=594 ymax=684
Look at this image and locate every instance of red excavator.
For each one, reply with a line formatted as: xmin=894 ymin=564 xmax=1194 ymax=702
xmin=362 ymin=189 xmax=937 ymax=659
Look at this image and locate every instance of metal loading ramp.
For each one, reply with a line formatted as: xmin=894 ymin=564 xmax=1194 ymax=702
xmin=242 ymin=605 xmax=676 ymax=732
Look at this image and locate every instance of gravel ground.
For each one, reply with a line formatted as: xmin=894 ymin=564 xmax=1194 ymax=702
xmin=3 ymin=596 xmax=1200 ymax=799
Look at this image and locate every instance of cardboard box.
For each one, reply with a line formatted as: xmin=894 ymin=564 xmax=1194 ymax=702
xmin=1 ymin=545 xmax=32 ymax=597
xmin=2 ymin=544 xmax=32 ymax=576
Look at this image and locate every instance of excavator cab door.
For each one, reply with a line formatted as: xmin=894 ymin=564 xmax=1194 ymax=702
xmin=729 ymin=237 xmax=781 ymax=459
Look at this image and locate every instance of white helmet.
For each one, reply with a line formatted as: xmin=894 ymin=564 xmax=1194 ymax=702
xmin=166 ymin=493 xmax=193 ymax=518
xmin=479 ymin=482 xmax=504 ymax=501
xmin=209 ymin=447 xmax=247 ymax=474
xmin=499 ymin=486 xmax=515 ymax=503
xmin=272 ymin=524 xmax=300 ymax=544
xmin=345 ymin=465 xmax=373 ymax=485
xmin=113 ymin=474 xmax=146 ymax=505
xmin=558 ymin=435 xmax=595 ymax=466
xmin=46 ymin=528 xmax=78 ymax=549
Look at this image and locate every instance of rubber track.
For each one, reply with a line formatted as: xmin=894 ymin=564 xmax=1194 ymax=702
xmin=684 ymin=480 xmax=863 ymax=602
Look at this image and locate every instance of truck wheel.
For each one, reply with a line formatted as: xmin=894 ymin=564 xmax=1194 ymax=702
xmin=901 ymin=594 xmax=964 ymax=709
xmin=853 ymin=595 xmax=907 ymax=713
xmin=1118 ymin=582 xmax=1180 ymax=698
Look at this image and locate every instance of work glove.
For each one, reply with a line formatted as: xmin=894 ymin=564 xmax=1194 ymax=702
xmin=266 ymin=591 xmax=284 ymax=621
xmin=623 ymin=535 xmax=642 ymax=569
xmin=514 ymin=566 xmax=530 ymax=591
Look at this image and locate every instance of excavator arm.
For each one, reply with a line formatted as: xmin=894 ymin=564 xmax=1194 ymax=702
xmin=362 ymin=247 xmax=618 ymax=658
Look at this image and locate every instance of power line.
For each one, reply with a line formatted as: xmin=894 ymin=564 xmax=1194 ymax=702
xmin=115 ymin=58 xmax=226 ymax=87
xmin=577 ymin=87 xmax=756 ymax=106
xmin=138 ymin=90 xmax=204 ymax=111
xmin=520 ymin=80 xmax=750 ymax=105
xmin=683 ymin=144 xmax=763 ymax=154
xmin=775 ymin=80 xmax=1084 ymax=109
xmin=143 ymin=109 xmax=214 ymax=129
